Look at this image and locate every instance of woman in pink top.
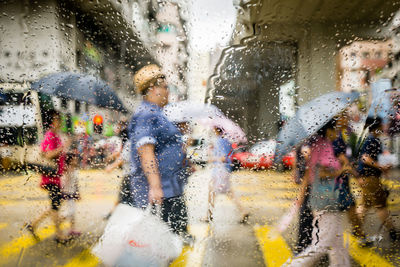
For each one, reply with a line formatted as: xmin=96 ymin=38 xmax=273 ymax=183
xmin=285 ymin=119 xmax=353 ymax=267
xmin=25 ymin=110 xmax=68 ymax=243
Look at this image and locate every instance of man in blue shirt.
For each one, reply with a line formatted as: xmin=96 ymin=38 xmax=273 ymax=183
xmin=128 ymin=64 xmax=189 ymax=237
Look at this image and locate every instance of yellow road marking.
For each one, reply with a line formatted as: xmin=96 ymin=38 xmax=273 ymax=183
xmin=235 ymin=184 xmax=298 ymax=192
xmin=63 ymin=249 xmax=100 ymax=267
xmin=345 ymin=233 xmax=395 ymax=267
xmin=0 ymin=223 xmax=7 ymax=230
xmin=0 ymin=194 xmax=116 ymax=206
xmin=63 ymin=224 xmax=210 ymax=267
xmin=240 ymin=191 xmax=296 ymax=200
xmin=0 ymin=223 xmax=69 ymax=263
xmin=239 ymin=198 xmax=292 ymax=208
xmin=170 ymin=224 xmax=210 ymax=267
xmin=170 ymin=246 xmax=193 ymax=267
xmin=254 ymin=224 xmax=292 ymax=267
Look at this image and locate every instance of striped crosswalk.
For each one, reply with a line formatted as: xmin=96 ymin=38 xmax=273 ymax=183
xmin=0 ymin=169 xmax=399 ymax=266
xmin=232 ymin=170 xmax=400 ymax=267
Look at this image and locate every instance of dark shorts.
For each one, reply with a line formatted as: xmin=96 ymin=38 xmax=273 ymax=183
xmin=43 ymin=184 xmax=62 ymax=210
xmin=118 ymin=175 xmax=132 ymax=204
xmin=63 ymin=192 xmax=80 ymax=200
xmin=130 ymin=195 xmax=188 ymax=236
xmin=159 ymin=196 xmax=188 ymax=236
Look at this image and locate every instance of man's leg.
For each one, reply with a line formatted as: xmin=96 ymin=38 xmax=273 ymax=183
xmin=376 ymin=207 xmax=399 ymax=241
xmin=326 ymin=212 xmax=350 ymax=267
xmin=283 ymin=211 xmax=328 ymax=267
xmin=206 ymin=181 xmax=216 ymax=222
xmin=348 ymin=205 xmax=365 ymax=237
xmin=161 ymin=196 xmax=188 ymax=236
xmin=47 ymin=184 xmax=65 ymax=240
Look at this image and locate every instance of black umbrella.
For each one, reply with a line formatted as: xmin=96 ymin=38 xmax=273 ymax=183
xmin=31 ymin=72 xmax=127 ymax=113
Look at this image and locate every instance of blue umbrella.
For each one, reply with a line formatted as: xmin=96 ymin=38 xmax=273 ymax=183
xmin=368 ymin=79 xmax=395 ymax=122
xmin=31 ymin=72 xmax=127 ymax=113
xmin=274 ymin=91 xmax=360 ymax=163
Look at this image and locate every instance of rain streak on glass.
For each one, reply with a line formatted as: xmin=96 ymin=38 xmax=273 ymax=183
xmin=0 ymin=0 xmax=400 ymax=266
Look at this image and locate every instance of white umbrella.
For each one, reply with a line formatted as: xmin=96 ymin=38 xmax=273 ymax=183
xmin=163 ymin=101 xmax=247 ymax=143
xmin=163 ymin=101 xmax=224 ymax=122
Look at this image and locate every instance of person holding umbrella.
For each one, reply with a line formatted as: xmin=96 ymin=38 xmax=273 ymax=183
xmin=285 ymin=119 xmax=353 ymax=267
xmin=275 ymin=92 xmax=360 ymax=266
xmin=127 ymin=64 xmax=190 ymax=240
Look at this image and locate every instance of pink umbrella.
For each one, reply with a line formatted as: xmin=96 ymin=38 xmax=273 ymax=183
xmin=200 ymin=116 xmax=247 ymax=144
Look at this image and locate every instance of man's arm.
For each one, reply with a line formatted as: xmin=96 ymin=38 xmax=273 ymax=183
xmin=137 ymin=144 xmax=164 ymax=204
xmin=42 ymin=145 xmax=63 ymax=160
xmin=361 ymin=154 xmax=390 ymax=172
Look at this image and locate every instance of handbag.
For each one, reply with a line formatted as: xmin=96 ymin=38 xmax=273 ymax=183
xmin=9 ymin=146 xmax=58 ymax=176
xmin=309 ymin=165 xmax=341 ymax=211
xmin=336 ymin=174 xmax=354 ymax=211
xmin=24 ymin=146 xmax=58 ymax=176
xmin=92 ymin=203 xmax=183 ymax=267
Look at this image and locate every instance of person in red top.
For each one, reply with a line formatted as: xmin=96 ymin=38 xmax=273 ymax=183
xmin=26 ymin=110 xmax=68 ymax=243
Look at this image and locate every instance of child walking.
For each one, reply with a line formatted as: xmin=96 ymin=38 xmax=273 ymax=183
xmin=62 ymin=152 xmax=81 ymax=237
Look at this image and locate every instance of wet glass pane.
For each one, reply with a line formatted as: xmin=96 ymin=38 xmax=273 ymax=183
xmin=0 ymin=0 xmax=400 ymax=266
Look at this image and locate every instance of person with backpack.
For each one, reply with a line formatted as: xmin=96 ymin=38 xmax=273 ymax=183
xmin=332 ymin=114 xmax=372 ymax=246
xmin=357 ymin=117 xmax=400 ymax=242
xmin=285 ymin=119 xmax=352 ymax=267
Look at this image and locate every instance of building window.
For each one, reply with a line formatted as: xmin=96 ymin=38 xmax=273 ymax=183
xmin=75 ymin=101 xmax=81 ymax=114
xmin=61 ymin=98 xmax=68 ymax=109
xmin=362 ymin=52 xmax=370 ymax=59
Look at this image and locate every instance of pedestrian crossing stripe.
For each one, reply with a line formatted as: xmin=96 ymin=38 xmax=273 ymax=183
xmin=345 ymin=233 xmax=395 ymax=267
xmin=60 ymin=224 xmax=211 ymax=267
xmin=0 ymin=194 xmax=116 ymax=206
xmin=235 ymin=183 xmax=298 ymax=192
xmin=169 ymin=246 xmax=193 ymax=267
xmin=254 ymin=224 xmax=397 ymax=267
xmin=170 ymin=224 xmax=210 ymax=267
xmin=254 ymin=224 xmax=292 ymax=267
xmin=0 ymin=222 xmax=70 ymax=263
xmin=62 ymin=249 xmax=100 ymax=267
xmin=0 ymin=223 xmax=7 ymax=231
xmin=382 ymin=179 xmax=400 ymax=190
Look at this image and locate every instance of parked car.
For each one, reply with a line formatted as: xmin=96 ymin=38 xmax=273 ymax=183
xmin=186 ymin=138 xmax=208 ymax=167
xmin=231 ymin=140 xmax=294 ymax=170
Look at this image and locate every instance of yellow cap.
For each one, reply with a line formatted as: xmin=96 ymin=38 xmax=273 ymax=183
xmin=133 ymin=64 xmax=164 ymax=94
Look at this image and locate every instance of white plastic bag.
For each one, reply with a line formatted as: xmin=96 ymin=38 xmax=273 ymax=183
xmin=92 ymin=203 xmax=183 ymax=267
xmin=378 ymin=153 xmax=398 ymax=166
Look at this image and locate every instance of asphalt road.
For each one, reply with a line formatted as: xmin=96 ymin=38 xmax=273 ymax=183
xmin=0 ymin=167 xmax=399 ymax=266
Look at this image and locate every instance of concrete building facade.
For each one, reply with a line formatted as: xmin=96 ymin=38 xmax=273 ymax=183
xmin=131 ymin=0 xmax=189 ymax=101
xmin=0 ymin=0 xmax=155 ymax=121
xmin=338 ymin=40 xmax=393 ymax=93
xmin=207 ymin=0 xmax=399 ymax=142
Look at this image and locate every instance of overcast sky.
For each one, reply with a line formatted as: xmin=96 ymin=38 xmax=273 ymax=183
xmin=183 ymin=0 xmax=237 ymax=52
